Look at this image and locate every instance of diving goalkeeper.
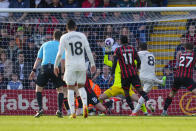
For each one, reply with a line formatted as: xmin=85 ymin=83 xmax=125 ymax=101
xmin=99 ymin=41 xmax=149 ymax=115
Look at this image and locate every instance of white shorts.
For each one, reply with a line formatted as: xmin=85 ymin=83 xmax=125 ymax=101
xmin=140 ymin=77 xmax=161 ymax=93
xmin=64 ymin=70 xmax=86 ymax=85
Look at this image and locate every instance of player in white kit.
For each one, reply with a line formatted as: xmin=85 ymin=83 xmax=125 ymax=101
xmin=54 ymin=19 xmax=96 ymax=118
xmin=131 ymin=43 xmax=166 ymax=116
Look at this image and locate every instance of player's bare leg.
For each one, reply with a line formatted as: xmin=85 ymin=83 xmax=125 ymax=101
xmin=56 ymin=86 xmax=64 ymax=118
xmin=162 ymin=90 xmax=177 ymax=116
xmin=99 ymin=93 xmax=109 ymax=103
xmin=67 ymin=85 xmax=76 ymax=119
xmin=99 ymin=93 xmax=117 ymax=115
xmin=95 ymin=103 xmax=107 ymax=112
xmin=78 ymin=84 xmax=88 ymax=118
xmin=34 ymin=86 xmax=44 ymax=118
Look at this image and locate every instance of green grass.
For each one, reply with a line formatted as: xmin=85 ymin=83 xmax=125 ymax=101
xmin=0 ymin=116 xmax=196 ymax=131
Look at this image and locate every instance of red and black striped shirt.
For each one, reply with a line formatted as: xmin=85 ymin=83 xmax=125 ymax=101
xmin=186 ymin=33 xmax=196 ymax=46
xmin=175 ymin=50 xmax=196 ymax=78
xmin=112 ymin=45 xmax=140 ymax=78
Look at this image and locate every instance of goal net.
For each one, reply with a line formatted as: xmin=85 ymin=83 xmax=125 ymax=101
xmin=0 ymin=7 xmax=196 ymax=116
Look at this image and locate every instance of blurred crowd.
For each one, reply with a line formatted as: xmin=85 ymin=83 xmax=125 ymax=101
xmin=1 ymin=0 xmax=196 ymax=91
xmin=0 ymin=15 xmax=150 ymax=90
xmin=0 ymin=0 xmax=168 ymax=20
xmin=0 ymin=0 xmax=157 ymax=90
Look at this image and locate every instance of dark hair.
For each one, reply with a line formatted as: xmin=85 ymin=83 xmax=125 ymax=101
xmin=66 ymin=19 xmax=76 ymax=30
xmin=120 ymin=35 xmax=128 ymax=44
xmin=181 ymin=34 xmax=186 ymax=38
xmin=17 ymin=51 xmax=24 ymax=58
xmin=139 ymin=43 xmax=147 ymax=50
xmin=53 ymin=30 xmax=62 ymax=41
xmin=185 ymin=43 xmax=193 ymax=50
xmin=17 ymin=51 xmax=24 ymax=55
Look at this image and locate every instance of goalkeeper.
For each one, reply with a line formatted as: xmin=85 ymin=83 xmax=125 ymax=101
xmin=99 ymin=46 xmax=149 ymax=115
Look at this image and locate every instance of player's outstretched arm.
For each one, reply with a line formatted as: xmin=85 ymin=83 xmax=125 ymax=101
xmin=90 ymin=65 xmax=96 ymax=74
xmin=104 ymin=54 xmax=113 ymax=67
xmin=109 ymin=55 xmax=118 ymax=84
xmin=29 ymin=44 xmax=44 ymax=80
xmin=29 ymin=58 xmax=41 ymax=80
xmin=84 ymin=35 xmax=95 ymax=67
xmin=54 ymin=52 xmax=62 ymax=76
xmin=54 ymin=35 xmax=65 ymax=76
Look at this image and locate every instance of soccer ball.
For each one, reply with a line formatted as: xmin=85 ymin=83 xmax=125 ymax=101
xmin=104 ymin=38 xmax=114 ymax=51
xmin=105 ymin=38 xmax=114 ymax=47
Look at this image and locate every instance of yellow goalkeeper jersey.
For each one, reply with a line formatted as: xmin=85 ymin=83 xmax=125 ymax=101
xmin=104 ymin=54 xmax=127 ymax=87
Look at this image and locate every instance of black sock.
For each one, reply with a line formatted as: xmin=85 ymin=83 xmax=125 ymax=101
xmin=58 ymin=93 xmax=64 ymax=112
xmin=123 ymin=89 xmax=134 ymax=110
xmin=139 ymin=91 xmax=149 ymax=101
xmin=77 ymin=96 xmax=83 ymax=108
xmin=125 ymin=95 xmax=134 ymax=110
xmin=103 ymin=100 xmax=113 ymax=108
xmin=36 ymin=92 xmax=42 ymax=111
xmin=64 ymin=97 xmax=70 ymax=110
xmin=164 ymin=97 xmax=173 ymax=111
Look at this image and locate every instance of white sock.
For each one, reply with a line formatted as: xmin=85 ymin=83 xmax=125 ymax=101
xmin=68 ymin=89 xmax=75 ymax=115
xmin=78 ymin=87 xmax=87 ymax=107
xmin=133 ymin=97 xmax=145 ymax=113
xmin=155 ymin=78 xmax=163 ymax=85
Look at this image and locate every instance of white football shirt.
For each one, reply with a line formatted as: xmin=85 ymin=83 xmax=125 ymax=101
xmin=58 ymin=31 xmax=95 ymax=71
xmin=138 ymin=50 xmax=156 ymax=78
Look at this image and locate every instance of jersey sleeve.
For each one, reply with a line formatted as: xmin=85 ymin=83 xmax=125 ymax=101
xmin=58 ymin=36 xmax=66 ymax=57
xmin=104 ymin=54 xmax=113 ymax=67
xmin=137 ymin=51 xmax=142 ymax=58
xmin=111 ymin=55 xmax=118 ymax=76
xmin=54 ymin=35 xmax=66 ymax=67
xmin=111 ymin=48 xmax=119 ymax=76
xmin=37 ymin=44 xmax=44 ymax=59
xmin=84 ymin=34 xmax=95 ymax=67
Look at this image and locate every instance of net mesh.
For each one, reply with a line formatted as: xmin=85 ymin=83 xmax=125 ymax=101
xmin=0 ymin=10 xmax=196 ymax=116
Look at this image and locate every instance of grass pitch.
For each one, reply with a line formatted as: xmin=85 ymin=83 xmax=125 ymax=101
xmin=0 ymin=116 xmax=196 ymax=131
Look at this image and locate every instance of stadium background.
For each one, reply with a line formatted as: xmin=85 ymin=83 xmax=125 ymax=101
xmin=0 ymin=0 xmax=196 ymax=116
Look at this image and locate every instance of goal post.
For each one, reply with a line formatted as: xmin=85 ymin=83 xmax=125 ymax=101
xmin=0 ymin=7 xmax=196 ymax=116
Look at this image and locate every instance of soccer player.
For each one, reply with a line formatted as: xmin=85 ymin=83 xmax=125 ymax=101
xmin=131 ymin=43 xmax=166 ymax=116
xmin=109 ymin=35 xmax=149 ymax=113
xmin=63 ymin=76 xmax=108 ymax=115
xmin=84 ymin=76 xmax=108 ymax=113
xmin=54 ymin=19 xmax=96 ymax=118
xmin=99 ymin=52 xmax=149 ymax=115
xmin=29 ymin=31 xmax=65 ymax=118
xmin=60 ymin=58 xmax=83 ymax=115
xmin=162 ymin=42 xmax=196 ymax=116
